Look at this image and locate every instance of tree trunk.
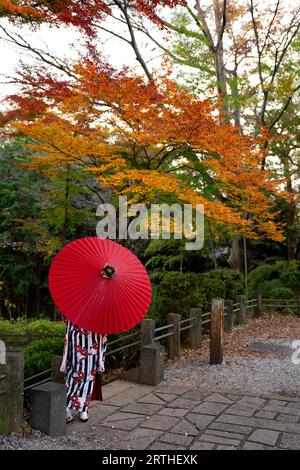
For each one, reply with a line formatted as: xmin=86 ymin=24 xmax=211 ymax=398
xmin=61 ymin=163 xmax=71 ymax=244
xmin=227 ymin=235 xmax=243 ymax=271
xmin=35 ymin=255 xmax=42 ymax=315
xmin=283 ymin=155 xmax=296 ymax=260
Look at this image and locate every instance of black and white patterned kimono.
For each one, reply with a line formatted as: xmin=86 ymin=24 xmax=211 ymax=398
xmin=60 ymin=321 xmax=107 ymax=413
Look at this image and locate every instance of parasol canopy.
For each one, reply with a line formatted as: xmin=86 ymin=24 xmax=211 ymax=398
xmin=49 ymin=237 xmax=152 ymax=334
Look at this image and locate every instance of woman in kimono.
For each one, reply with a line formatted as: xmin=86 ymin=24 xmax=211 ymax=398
xmin=60 ymin=320 xmax=107 ymax=423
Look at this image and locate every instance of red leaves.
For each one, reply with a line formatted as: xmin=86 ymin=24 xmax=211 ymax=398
xmin=1 ymin=58 xmax=287 ymax=241
xmin=53 ymin=1 xmax=111 ymax=36
xmin=0 ymin=0 xmax=111 ymax=36
xmin=131 ymin=1 xmax=186 ymax=18
xmin=0 ymin=0 xmax=186 ymax=35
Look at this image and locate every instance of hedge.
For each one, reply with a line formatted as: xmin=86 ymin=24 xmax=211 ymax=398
xmin=248 ymin=260 xmax=300 ymax=298
xmin=0 ymin=318 xmax=65 ymax=378
xmin=149 ymin=268 xmax=245 ymax=324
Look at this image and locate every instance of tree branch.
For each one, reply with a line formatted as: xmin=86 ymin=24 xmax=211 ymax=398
xmin=269 ymin=83 xmax=300 ymax=130
xmin=0 ymin=25 xmax=75 ymax=78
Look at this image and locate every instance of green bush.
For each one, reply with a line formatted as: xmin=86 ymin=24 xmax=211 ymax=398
xmin=0 ymin=318 xmax=28 ymax=335
xmin=148 ymin=268 xmax=244 ymax=323
xmin=269 ymin=287 xmax=294 ymax=300
xmin=0 ymin=318 xmax=66 ymax=379
xmin=257 ymin=279 xmax=282 ymax=298
xmin=26 ymin=319 xmax=65 ymax=336
xmin=0 ymin=318 xmax=65 ymax=336
xmin=24 ymin=337 xmax=64 ymax=379
xmin=199 ymin=269 xmax=244 ymax=302
xmin=280 ymin=271 xmax=300 ymax=294
xmin=154 ymin=272 xmax=205 ymax=323
xmin=197 ymin=274 xmax=226 ymax=311
xmin=248 ymin=260 xmax=300 ymax=297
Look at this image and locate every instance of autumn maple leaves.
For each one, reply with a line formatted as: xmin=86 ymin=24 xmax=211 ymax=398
xmin=0 ymin=54 xmax=287 ymax=242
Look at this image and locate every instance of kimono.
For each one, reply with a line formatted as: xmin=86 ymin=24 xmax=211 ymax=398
xmin=60 ymin=321 xmax=107 ymax=413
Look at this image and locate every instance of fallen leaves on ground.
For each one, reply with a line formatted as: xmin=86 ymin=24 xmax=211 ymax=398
xmin=166 ymin=311 xmax=300 ymax=366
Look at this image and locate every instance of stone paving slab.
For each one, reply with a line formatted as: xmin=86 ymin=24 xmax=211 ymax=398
xmin=170 ymin=419 xmax=199 ymax=436
xmin=193 ymin=402 xmax=228 ymax=415
xmin=115 ymin=427 xmax=163 ymax=450
xmin=158 ymin=407 xmax=188 ymax=417
xmin=166 ymin=398 xmax=200 ymax=409
xmin=120 ymin=402 xmax=162 ymax=415
xmin=66 ymin=380 xmax=300 ymax=450
xmin=246 ymin=341 xmax=292 ymax=357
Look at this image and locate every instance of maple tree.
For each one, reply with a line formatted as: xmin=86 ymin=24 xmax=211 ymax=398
xmin=143 ymin=0 xmax=299 ymax=263
xmin=0 ymin=1 xmax=185 ymax=33
xmin=0 ymin=1 xmax=294 ymax=257
xmin=1 ymin=58 xmax=287 ymax=242
xmin=0 ymin=0 xmax=298 ymax=319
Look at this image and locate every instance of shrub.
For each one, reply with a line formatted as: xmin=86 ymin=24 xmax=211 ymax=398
xmin=0 ymin=318 xmax=28 ymax=335
xmin=0 ymin=318 xmax=66 ymax=379
xmin=148 ymin=268 xmax=244 ymax=323
xmin=26 ymin=319 xmax=65 ymax=336
xmin=197 ymin=273 xmax=226 ymax=311
xmin=269 ymin=287 xmax=294 ymax=300
xmin=248 ymin=260 xmax=300 ymax=297
xmin=154 ymin=271 xmax=205 ymax=323
xmin=280 ymin=271 xmax=300 ymax=294
xmin=0 ymin=318 xmax=65 ymax=336
xmin=24 ymin=337 xmax=64 ymax=379
xmin=257 ymin=279 xmax=282 ymax=298
xmin=199 ymin=269 xmax=244 ymax=302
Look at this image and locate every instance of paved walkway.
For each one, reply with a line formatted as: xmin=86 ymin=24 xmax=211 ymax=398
xmin=66 ymin=380 xmax=300 ymax=450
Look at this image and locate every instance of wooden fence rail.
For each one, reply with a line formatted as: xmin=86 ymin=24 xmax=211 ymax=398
xmin=1 ymin=292 xmax=300 ymax=434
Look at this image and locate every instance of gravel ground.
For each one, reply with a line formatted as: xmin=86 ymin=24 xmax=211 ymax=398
xmin=1 ymin=312 xmax=300 ymax=449
xmin=163 ymin=312 xmax=300 ymax=397
xmin=163 ymin=338 xmax=300 ymax=397
xmin=0 ymin=424 xmax=126 ymax=450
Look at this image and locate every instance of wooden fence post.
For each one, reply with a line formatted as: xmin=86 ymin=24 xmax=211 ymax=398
xmin=167 ymin=313 xmax=181 ymax=359
xmin=255 ymin=292 xmax=263 ymax=317
xmin=210 ymin=298 xmax=224 ymax=365
xmin=141 ymin=319 xmax=155 ymax=346
xmin=236 ymin=295 xmax=246 ymax=324
xmin=224 ymin=299 xmax=234 ymax=332
xmin=188 ymin=307 xmax=202 ymax=349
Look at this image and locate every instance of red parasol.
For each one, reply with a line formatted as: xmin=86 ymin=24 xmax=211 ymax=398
xmin=48 ymin=237 xmax=152 ymax=334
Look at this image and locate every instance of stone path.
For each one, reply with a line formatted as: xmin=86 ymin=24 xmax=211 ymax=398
xmin=66 ymin=380 xmax=300 ymax=450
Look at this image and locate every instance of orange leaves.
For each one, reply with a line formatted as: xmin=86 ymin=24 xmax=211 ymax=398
xmin=0 ymin=1 xmax=185 ymax=36
xmin=0 ymin=1 xmax=111 ymax=35
xmin=0 ymin=0 xmax=44 ymax=18
xmin=14 ymin=117 xmax=118 ymax=176
xmin=1 ymin=59 xmax=287 ymax=241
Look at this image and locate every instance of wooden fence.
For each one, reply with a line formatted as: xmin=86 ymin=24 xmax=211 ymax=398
xmin=1 ymin=293 xmax=300 ymax=433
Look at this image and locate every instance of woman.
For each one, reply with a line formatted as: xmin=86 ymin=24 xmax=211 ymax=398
xmin=60 ymin=320 xmax=107 ymax=423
